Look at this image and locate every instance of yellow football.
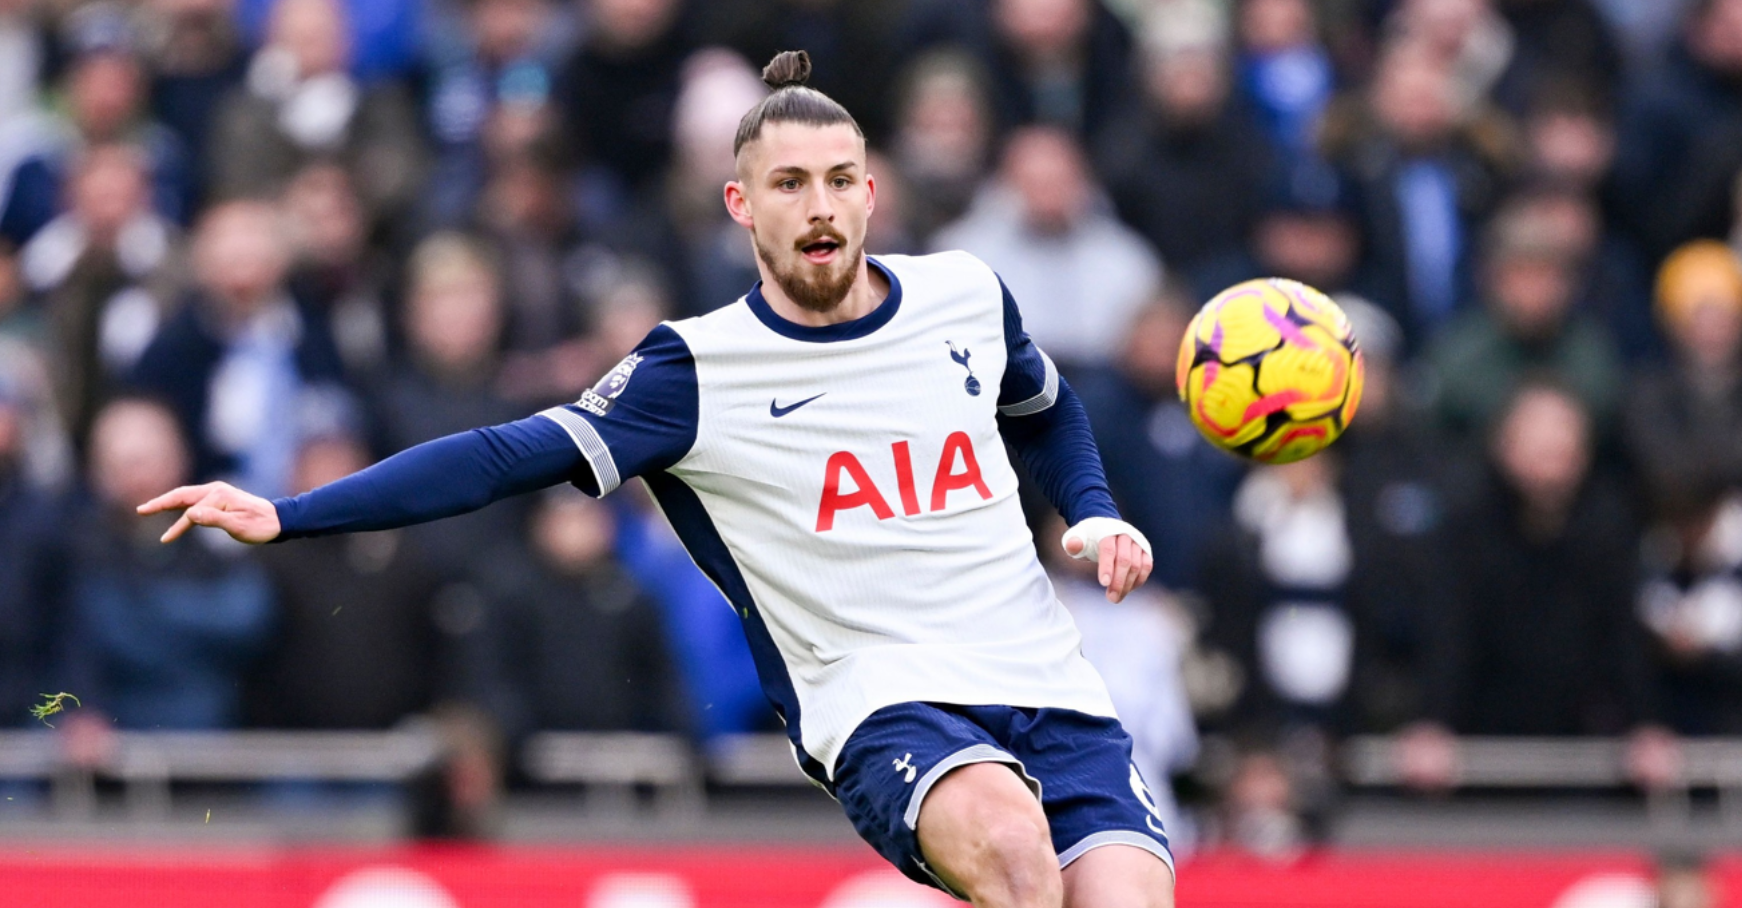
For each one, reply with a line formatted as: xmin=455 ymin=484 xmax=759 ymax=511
xmin=1175 ymin=278 xmax=1364 ymax=464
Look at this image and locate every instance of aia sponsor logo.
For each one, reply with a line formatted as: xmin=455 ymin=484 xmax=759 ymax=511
xmin=815 ymin=431 xmax=992 ymax=531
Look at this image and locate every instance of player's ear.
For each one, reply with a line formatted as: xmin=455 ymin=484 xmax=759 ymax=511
xmin=864 ymin=172 xmax=876 ymax=219
xmin=724 ymin=180 xmax=754 ymax=229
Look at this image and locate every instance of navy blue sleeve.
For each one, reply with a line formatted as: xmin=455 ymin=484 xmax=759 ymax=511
xmin=996 ymin=277 xmax=1060 ymax=415
xmin=993 ymin=275 xmax=1119 ymax=525
xmin=999 ymin=378 xmax=1120 ymax=525
xmin=534 ymin=323 xmax=700 ymax=497
xmin=271 ymin=325 xmax=699 ymax=539
xmin=273 ymin=415 xmax=584 ymax=540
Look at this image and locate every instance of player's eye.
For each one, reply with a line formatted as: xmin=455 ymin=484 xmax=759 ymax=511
xmin=831 ymin=176 xmax=851 ymax=189
xmin=778 ymin=179 xmax=800 ymax=191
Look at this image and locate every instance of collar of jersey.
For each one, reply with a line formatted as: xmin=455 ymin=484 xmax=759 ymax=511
xmin=745 ymin=256 xmax=902 ymax=343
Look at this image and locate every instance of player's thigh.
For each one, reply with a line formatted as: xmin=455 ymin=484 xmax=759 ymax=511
xmin=831 ymin=702 xmax=1048 ymax=896
xmin=914 ymin=761 xmax=1058 ymax=894
xmin=1062 ymin=843 xmax=1175 ymax=908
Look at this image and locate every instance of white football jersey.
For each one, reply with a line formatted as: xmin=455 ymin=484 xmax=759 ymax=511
xmin=539 ymin=252 xmax=1116 ymax=780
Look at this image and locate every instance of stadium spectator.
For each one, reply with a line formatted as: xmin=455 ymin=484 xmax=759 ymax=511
xmin=1211 ymin=747 xmax=1312 ymax=859
xmin=1420 ymin=380 xmax=1652 ymax=738
xmin=984 ymin=0 xmax=1136 ymax=141
xmin=933 ymin=125 xmax=1162 ymax=372
xmin=54 ymin=396 xmax=275 ymax=730
xmin=1520 ymin=80 xmax=1616 ymax=192
xmin=472 ymin=488 xmax=686 ymax=744
xmin=1192 ymin=160 xmax=1363 ymax=302
xmin=1423 ymin=193 xmax=1623 ymax=442
xmin=1613 ymin=0 xmax=1742 ymax=258
xmin=1491 ymin=0 xmax=1624 ymax=114
xmin=474 ymin=145 xmax=588 ymax=359
xmin=279 ymin=161 xmax=391 ymax=378
xmin=1072 ymin=293 xmax=1244 ymax=592
xmin=237 ymin=0 xmax=425 ymax=84
xmin=860 ymin=150 xmax=920 ymax=256
xmin=659 ymin=49 xmax=765 ymax=316
xmin=493 ymin=248 xmax=667 ymax=408
xmin=417 ymin=0 xmax=569 ymax=229
xmin=1513 ymin=84 xmax=1659 ymax=359
xmin=1097 ymin=2 xmax=1275 ymax=283
xmin=1198 ymin=454 xmax=1365 ymax=735
xmin=0 ymin=376 xmax=66 ymax=728
xmin=249 ymin=420 xmax=452 ymax=729
xmin=21 ymin=145 xmax=183 ymax=459
xmin=1327 ymin=297 xmax=1457 ymax=732
xmin=1654 ymin=108 xmax=1742 ymax=271
xmin=130 ymin=200 xmax=346 ymax=497
xmin=889 ymin=51 xmax=998 ymax=245
xmin=556 ymin=0 xmax=690 ymax=196
xmin=1321 ymin=38 xmax=1519 ymax=353
xmin=1636 ymin=487 xmax=1742 ymax=736
xmin=0 ymin=10 xmax=194 ymax=244
xmin=371 ymin=232 xmax=526 ymax=572
xmin=141 ymin=0 xmax=250 ymax=208
xmin=1383 ymin=0 xmax=1517 ymax=112
xmin=1234 ymin=0 xmax=1334 ymax=162
xmin=1525 ymin=183 xmax=1656 ymax=364
xmin=1623 ymin=241 xmax=1742 ymax=511
xmin=206 ymin=0 xmax=426 ymax=230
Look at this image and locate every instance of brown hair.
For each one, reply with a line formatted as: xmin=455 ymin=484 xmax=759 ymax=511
xmin=732 ymin=50 xmax=862 ymax=157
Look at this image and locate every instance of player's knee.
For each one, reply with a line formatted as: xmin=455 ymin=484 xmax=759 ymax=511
xmin=1062 ymin=845 xmax=1174 ymax=908
xmin=920 ymin=764 xmax=1059 ymax=904
xmin=964 ymin=813 xmax=1058 ymax=900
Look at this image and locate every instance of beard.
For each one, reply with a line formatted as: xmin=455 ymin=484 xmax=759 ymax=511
xmin=755 ymin=225 xmax=862 ymax=314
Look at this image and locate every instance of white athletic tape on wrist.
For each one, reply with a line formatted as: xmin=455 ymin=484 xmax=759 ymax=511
xmin=1061 ymin=517 xmax=1151 ymax=563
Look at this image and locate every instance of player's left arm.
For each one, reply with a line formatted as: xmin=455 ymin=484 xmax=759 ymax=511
xmin=993 ymin=278 xmax=1152 ymax=603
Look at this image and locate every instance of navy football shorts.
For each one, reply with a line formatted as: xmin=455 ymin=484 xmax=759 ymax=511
xmin=830 ymin=702 xmax=1175 ymax=897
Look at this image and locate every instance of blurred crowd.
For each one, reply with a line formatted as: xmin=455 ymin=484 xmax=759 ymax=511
xmin=1 ymin=0 xmax=1742 ymax=851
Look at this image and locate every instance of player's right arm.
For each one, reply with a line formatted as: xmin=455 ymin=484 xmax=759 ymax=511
xmin=138 ymin=415 xmax=588 ymax=544
xmin=140 ymin=324 xmax=698 ymax=546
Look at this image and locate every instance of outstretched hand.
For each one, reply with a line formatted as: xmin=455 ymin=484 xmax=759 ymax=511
xmin=1061 ymin=518 xmax=1154 ymax=603
xmin=136 ymin=482 xmax=281 ymax=545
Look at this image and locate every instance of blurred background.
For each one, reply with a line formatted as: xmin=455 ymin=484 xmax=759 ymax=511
xmin=1 ymin=0 xmax=1742 ymax=905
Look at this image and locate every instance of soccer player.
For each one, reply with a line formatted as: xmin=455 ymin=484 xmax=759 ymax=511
xmin=140 ymin=51 xmax=1172 ymax=908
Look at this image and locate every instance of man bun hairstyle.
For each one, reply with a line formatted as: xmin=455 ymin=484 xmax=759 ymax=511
xmin=734 ymin=50 xmax=862 ymax=157
xmin=762 ymin=49 xmax=812 ymax=90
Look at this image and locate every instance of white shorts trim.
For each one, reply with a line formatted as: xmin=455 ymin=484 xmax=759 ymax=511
xmin=1057 ymin=829 xmax=1176 ymax=884
xmin=902 ymin=743 xmax=1043 ymax=830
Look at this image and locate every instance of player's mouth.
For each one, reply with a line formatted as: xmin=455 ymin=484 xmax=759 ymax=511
xmin=799 ymin=237 xmax=841 ymax=265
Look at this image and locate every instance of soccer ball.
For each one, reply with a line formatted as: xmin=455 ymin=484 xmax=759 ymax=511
xmin=1175 ymin=278 xmax=1364 ymax=464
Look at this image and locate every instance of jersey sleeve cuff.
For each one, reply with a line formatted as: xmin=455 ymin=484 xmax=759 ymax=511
xmin=268 ymin=495 xmax=302 ymax=542
xmin=538 ymin=405 xmax=623 ymax=496
xmin=998 ymin=349 xmax=1060 ymax=417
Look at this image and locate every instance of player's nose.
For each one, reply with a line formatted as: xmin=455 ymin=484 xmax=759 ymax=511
xmin=805 ymin=187 xmax=834 ymax=222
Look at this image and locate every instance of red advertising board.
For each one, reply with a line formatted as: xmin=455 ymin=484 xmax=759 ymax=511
xmin=0 ymin=846 xmax=1734 ymax=908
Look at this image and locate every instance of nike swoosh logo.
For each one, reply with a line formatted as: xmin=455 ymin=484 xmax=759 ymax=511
xmin=770 ymin=393 xmax=826 ymax=418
